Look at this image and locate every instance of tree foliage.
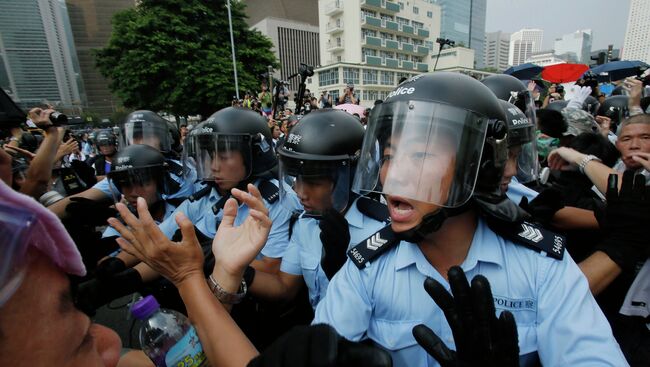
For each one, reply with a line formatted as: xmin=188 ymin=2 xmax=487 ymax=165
xmin=95 ymin=0 xmax=278 ymax=118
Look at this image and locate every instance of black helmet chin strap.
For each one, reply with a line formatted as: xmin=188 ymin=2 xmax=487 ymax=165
xmin=394 ymin=201 xmax=471 ymax=243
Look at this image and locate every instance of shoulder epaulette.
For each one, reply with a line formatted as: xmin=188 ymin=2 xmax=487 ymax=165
xmin=356 ymin=196 xmax=391 ymax=223
xmin=189 ymin=185 xmax=212 ymax=202
xmin=165 ymin=197 xmax=187 ymax=208
xmin=489 ymin=220 xmax=566 ymax=260
xmin=258 ymin=180 xmax=280 ymax=203
xmin=347 ymin=224 xmax=400 ymax=269
xmin=165 ymin=159 xmax=184 ymax=177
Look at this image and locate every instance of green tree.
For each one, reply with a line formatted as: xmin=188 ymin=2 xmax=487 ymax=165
xmin=95 ymin=0 xmax=278 ymax=118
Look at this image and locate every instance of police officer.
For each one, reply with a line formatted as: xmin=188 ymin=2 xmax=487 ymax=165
xmin=311 ymin=73 xmax=626 ymax=366
xmin=48 ymin=110 xmax=197 ymax=221
xmin=213 ymin=109 xmax=387 ymax=310
xmin=87 ymin=129 xmax=117 ymax=178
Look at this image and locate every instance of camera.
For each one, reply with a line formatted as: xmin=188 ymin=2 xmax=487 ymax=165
xmin=556 ymin=85 xmax=564 ymax=94
xmin=49 ymin=111 xmax=68 ymax=125
xmin=298 ymin=63 xmax=314 ymax=78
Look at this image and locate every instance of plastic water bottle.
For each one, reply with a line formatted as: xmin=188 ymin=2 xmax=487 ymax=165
xmin=131 ymin=295 xmax=209 ymax=367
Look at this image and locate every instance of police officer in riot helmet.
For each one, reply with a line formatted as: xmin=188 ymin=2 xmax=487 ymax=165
xmin=88 ymin=130 xmax=117 ymax=177
xmin=497 ymin=100 xmax=538 ymax=191
xmin=597 ymin=95 xmax=629 ymax=133
xmin=311 ymin=72 xmax=627 ymax=367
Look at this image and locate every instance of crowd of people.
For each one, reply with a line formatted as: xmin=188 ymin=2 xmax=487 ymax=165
xmin=1 ymin=69 xmax=649 ymax=367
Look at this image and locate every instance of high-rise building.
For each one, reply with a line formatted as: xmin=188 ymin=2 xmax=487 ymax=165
xmin=622 ymin=0 xmax=650 ymax=63
xmin=436 ymin=0 xmax=486 ymax=68
xmin=508 ymin=28 xmax=543 ymax=67
xmin=251 ymin=17 xmax=320 ymax=92
xmin=554 ymin=30 xmax=592 ymax=63
xmin=244 ymin=0 xmax=319 ymax=27
xmin=0 ymin=0 xmax=83 ymax=108
xmin=65 ymin=0 xmax=134 ymax=116
xmin=484 ymin=31 xmax=510 ymax=72
xmin=306 ymin=0 xmax=441 ymax=107
xmin=525 ymin=50 xmax=566 ymax=67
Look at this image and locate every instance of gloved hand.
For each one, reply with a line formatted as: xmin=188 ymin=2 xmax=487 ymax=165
xmin=66 ymin=197 xmax=117 ymax=226
xmin=566 ymin=86 xmax=592 ymax=110
xmin=595 ymin=171 xmax=650 ymax=271
xmin=95 ymin=257 xmax=126 ymax=281
xmin=319 ymin=208 xmax=351 ymax=280
xmin=73 ymin=267 xmax=143 ymax=316
xmin=412 ymin=266 xmax=519 ymax=367
xmin=518 ymin=188 xmax=565 ymax=225
xmin=247 ymin=324 xmax=392 ymax=367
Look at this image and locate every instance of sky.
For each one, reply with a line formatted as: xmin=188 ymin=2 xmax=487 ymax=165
xmin=485 ymin=0 xmax=631 ymax=51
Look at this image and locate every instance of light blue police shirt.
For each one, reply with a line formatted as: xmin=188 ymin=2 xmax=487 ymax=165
xmin=91 ymin=159 xmax=198 ymax=200
xmin=158 ymin=179 xmax=300 ymax=259
xmin=102 ymin=201 xmax=177 ymax=239
xmin=506 ymin=177 xmax=538 ymax=205
xmin=314 ymin=218 xmax=628 ymax=367
xmin=280 ymin=197 xmax=387 ymax=309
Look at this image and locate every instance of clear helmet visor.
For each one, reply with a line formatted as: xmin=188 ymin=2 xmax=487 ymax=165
xmin=509 ymin=91 xmax=539 ymax=182
xmin=353 ymin=100 xmax=488 ymax=207
xmin=107 ymin=166 xmax=165 ymax=209
xmin=122 ymin=121 xmax=171 ymax=153
xmin=279 ymin=154 xmax=351 ymax=217
xmin=185 ymin=133 xmax=252 ymax=184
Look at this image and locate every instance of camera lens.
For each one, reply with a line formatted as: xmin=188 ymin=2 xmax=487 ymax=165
xmin=49 ymin=111 xmax=68 ymax=125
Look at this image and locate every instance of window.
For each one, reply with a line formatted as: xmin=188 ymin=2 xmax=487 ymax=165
xmin=398 ymin=2 xmax=404 ymax=10
xmin=380 ymin=50 xmax=395 ymax=61
xmin=363 ymin=69 xmax=378 ymax=85
xmin=396 ymin=17 xmax=410 ymax=26
xmin=381 ymin=71 xmax=394 ymax=85
xmin=397 ymin=53 xmax=409 ymax=61
xmin=319 ymin=68 xmax=339 ymax=87
xmin=364 ymin=90 xmax=379 ymax=101
xmin=361 ymin=9 xmax=376 ymax=19
xmin=380 ymin=32 xmax=394 ymax=41
xmin=380 ymin=14 xmax=394 ymax=21
xmin=413 ymin=6 xmax=418 ymax=14
xmin=343 ymin=67 xmax=360 ymax=85
xmin=362 ymin=29 xmax=377 ymax=39
xmin=330 ymin=89 xmax=340 ymax=102
xmin=396 ymin=72 xmax=411 ymax=83
xmin=412 ymin=21 xmax=424 ymax=30
xmin=427 ymin=11 xmax=433 ymax=18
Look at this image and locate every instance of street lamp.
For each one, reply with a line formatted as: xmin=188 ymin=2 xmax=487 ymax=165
xmin=433 ymin=37 xmax=455 ymax=72
xmin=226 ymin=0 xmax=240 ymax=100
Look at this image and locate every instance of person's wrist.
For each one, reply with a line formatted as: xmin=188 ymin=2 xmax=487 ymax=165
xmin=175 ymin=271 xmax=206 ymax=291
xmin=211 ymin=264 xmax=245 ymax=294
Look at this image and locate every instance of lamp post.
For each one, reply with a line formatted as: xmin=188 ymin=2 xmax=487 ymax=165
xmin=226 ymin=0 xmax=240 ymax=100
xmin=433 ymin=37 xmax=455 ymax=72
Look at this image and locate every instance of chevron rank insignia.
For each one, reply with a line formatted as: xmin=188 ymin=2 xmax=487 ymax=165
xmin=515 ymin=221 xmax=566 ymax=260
xmin=348 ymin=224 xmax=398 ymax=269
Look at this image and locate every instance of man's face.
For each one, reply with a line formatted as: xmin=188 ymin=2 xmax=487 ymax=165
xmin=380 ymin=135 xmax=456 ymax=233
xmin=180 ymin=126 xmax=188 ymax=137
xmin=616 ymin=123 xmax=650 ymax=170
xmin=210 ymin=149 xmax=247 ymax=192
xmin=121 ymin=179 xmax=159 ymax=208
xmin=501 ymin=145 xmax=522 ymax=193
xmin=272 ymin=126 xmax=281 ymax=139
xmin=294 ymin=176 xmax=334 ymax=213
xmin=0 ymin=252 xmax=121 ymax=367
xmin=99 ymin=144 xmax=116 ymax=156
xmin=133 ymin=136 xmax=162 ymax=151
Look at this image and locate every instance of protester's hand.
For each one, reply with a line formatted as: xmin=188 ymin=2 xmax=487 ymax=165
xmin=527 ymin=81 xmax=536 ymax=92
xmin=319 ymin=208 xmax=351 ymax=280
xmin=56 ymin=138 xmax=78 ymax=160
xmin=28 ymin=107 xmax=56 ymax=130
xmin=412 ymin=267 xmax=519 ymax=367
xmin=623 ymin=77 xmax=643 ymax=108
xmin=547 ymin=147 xmax=586 ymax=171
xmin=212 ymin=184 xmax=272 ymax=279
xmin=631 ymin=152 xmax=650 ymax=171
xmin=595 ymin=115 xmax=612 ymax=137
xmin=2 ymin=145 xmax=36 ymax=161
xmin=519 ymin=188 xmax=565 ymax=225
xmin=595 ymin=171 xmax=650 ymax=270
xmin=566 ymin=86 xmax=592 ymax=109
xmin=248 ymin=324 xmax=392 ymax=367
xmin=66 ymin=197 xmax=118 ymax=226
xmin=108 ymin=197 xmax=205 ymax=286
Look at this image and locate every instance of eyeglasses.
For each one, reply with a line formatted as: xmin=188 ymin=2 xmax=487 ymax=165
xmin=0 ymin=202 xmax=37 ymax=307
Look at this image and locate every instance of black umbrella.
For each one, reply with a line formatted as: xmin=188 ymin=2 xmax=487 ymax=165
xmin=504 ymin=63 xmax=543 ymax=80
xmin=587 ymin=60 xmax=649 ymax=82
xmin=0 ymin=89 xmax=25 ymax=127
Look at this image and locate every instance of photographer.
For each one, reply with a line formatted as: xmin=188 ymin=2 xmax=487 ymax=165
xmin=320 ymin=91 xmax=332 ymax=108
xmin=337 ymin=83 xmax=359 ymax=105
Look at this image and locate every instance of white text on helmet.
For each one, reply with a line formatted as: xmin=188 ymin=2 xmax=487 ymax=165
xmin=386 ymin=86 xmax=416 ymax=100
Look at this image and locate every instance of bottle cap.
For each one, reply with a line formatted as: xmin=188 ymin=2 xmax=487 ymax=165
xmin=131 ymin=295 xmax=160 ymax=320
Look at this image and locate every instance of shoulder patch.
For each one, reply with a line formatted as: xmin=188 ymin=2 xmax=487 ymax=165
xmin=347 ymin=224 xmax=399 ymax=269
xmin=356 ymin=196 xmax=390 ymax=223
xmin=258 ymin=180 xmax=280 ymax=204
xmin=506 ymin=221 xmax=566 ymax=260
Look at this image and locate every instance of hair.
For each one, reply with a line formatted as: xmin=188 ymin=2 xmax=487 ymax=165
xmin=569 ymin=132 xmax=620 ymax=168
xmin=620 ymin=113 xmax=650 ymax=130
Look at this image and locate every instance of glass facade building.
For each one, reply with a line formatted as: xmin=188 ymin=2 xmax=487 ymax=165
xmin=436 ymin=0 xmax=485 ymax=68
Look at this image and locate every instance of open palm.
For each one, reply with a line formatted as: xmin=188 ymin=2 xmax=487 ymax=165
xmin=212 ymin=183 xmax=273 ymax=277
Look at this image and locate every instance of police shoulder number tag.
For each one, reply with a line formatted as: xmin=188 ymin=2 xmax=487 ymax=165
xmin=347 ymin=224 xmax=399 ymax=269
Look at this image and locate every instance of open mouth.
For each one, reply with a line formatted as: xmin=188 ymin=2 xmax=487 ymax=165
xmin=386 ymin=195 xmax=416 ymax=222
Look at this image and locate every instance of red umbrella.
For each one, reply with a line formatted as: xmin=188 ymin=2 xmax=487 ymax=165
xmin=541 ymin=63 xmax=590 ymax=83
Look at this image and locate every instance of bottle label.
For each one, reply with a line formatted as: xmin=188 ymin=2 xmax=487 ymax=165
xmin=164 ymin=327 xmax=208 ymax=367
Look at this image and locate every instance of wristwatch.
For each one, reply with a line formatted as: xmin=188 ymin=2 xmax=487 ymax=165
xmin=207 ymin=275 xmax=247 ymax=304
xmin=578 ymin=154 xmax=601 ymax=174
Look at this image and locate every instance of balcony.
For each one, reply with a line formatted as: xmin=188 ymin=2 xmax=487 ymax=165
xmin=386 ymin=1 xmax=401 ymax=12
xmin=386 ymin=58 xmax=399 ymax=68
xmin=385 ymin=20 xmax=399 ymax=31
xmin=401 ymin=43 xmax=414 ymax=53
xmin=325 ymin=0 xmax=343 ymax=15
xmin=385 ymin=39 xmax=399 ymax=50
xmin=416 ymin=45 xmax=430 ymax=55
xmin=365 ymin=55 xmax=383 ymax=66
xmin=327 ymin=39 xmax=344 ymax=52
xmin=364 ymin=36 xmax=382 ymax=47
xmin=417 ymin=28 xmax=430 ymax=38
xmin=401 ymin=24 xmax=414 ymax=34
xmin=361 ymin=0 xmax=400 ymax=13
xmin=401 ymin=61 xmax=414 ymax=70
xmin=326 ymin=21 xmax=344 ymax=34
xmin=417 ymin=63 xmax=429 ymax=72
xmin=362 ymin=15 xmax=383 ymax=28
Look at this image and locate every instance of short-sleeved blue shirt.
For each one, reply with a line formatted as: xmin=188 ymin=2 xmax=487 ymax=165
xmin=314 ymin=218 xmax=627 ymax=367
xmin=158 ymin=179 xmax=300 ymax=259
xmin=280 ymin=197 xmax=387 ymax=309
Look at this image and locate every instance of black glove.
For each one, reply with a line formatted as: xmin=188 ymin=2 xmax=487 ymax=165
xmin=248 ymin=324 xmax=392 ymax=367
xmin=518 ymin=187 xmax=565 ymax=225
xmin=319 ymin=208 xmax=351 ymax=280
xmin=594 ymin=171 xmax=650 ymax=271
xmin=412 ymin=266 xmax=519 ymax=367
xmin=66 ymin=197 xmax=117 ymax=226
xmin=73 ymin=268 xmax=143 ymax=316
xmin=95 ymin=257 xmax=126 ymax=281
